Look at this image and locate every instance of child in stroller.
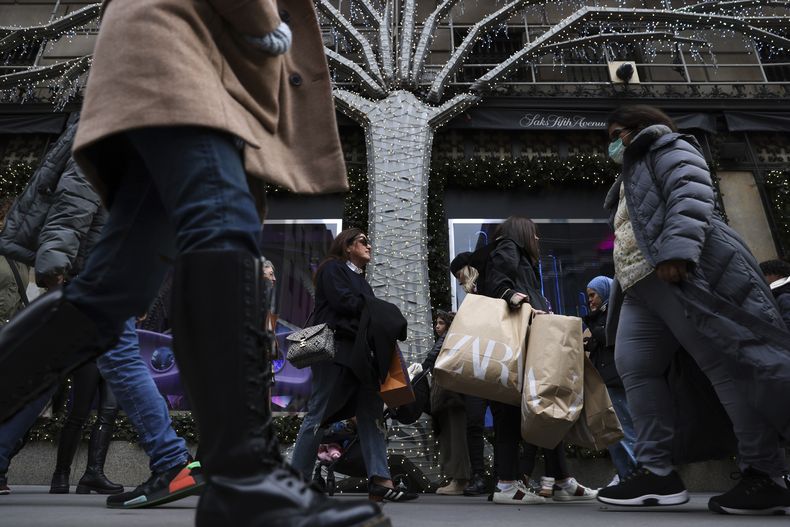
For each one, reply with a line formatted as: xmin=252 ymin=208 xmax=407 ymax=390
xmin=311 ymin=369 xmax=431 ymax=496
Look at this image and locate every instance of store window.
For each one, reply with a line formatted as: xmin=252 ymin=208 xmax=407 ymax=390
xmin=449 ymin=219 xmax=614 ymax=316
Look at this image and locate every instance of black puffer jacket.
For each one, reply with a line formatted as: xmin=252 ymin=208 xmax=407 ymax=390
xmin=0 ymin=117 xmax=106 ymax=284
xmin=605 ymin=124 xmax=790 ymax=440
xmin=480 ymin=238 xmax=548 ymax=311
xmin=583 ymin=304 xmax=621 ymax=388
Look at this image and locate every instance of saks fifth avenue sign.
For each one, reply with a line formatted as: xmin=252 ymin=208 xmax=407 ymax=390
xmin=518 ymin=112 xmax=607 ymax=130
xmin=447 ymin=108 xmax=609 ymax=130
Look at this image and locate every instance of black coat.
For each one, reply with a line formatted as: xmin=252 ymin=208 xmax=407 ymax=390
xmin=773 ymin=282 xmax=790 ymax=329
xmin=480 ymin=238 xmax=548 ymax=311
xmin=314 ymin=260 xmax=408 ymax=426
xmin=583 ymin=304 xmax=621 ymax=388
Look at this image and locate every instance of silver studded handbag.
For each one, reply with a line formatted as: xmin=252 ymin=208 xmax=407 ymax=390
xmin=285 ymin=323 xmax=336 ymax=369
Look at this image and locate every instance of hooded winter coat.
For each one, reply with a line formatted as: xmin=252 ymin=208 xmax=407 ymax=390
xmin=604 ymin=124 xmax=790 ymax=441
xmin=0 ymin=120 xmax=106 ymax=285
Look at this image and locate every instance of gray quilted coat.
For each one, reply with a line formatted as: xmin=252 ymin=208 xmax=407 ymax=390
xmin=604 ymin=124 xmax=790 ymax=441
xmin=0 ymin=116 xmax=106 ymax=284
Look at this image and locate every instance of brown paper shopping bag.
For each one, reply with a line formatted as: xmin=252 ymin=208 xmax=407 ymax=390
xmin=521 ymin=314 xmax=585 ymax=449
xmin=565 ymin=356 xmax=623 ymax=450
xmin=433 ymin=294 xmax=533 ymax=406
xmin=380 ymin=345 xmax=415 ymax=408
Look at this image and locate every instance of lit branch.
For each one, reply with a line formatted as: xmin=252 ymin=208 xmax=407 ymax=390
xmin=427 ymin=0 xmax=533 ymax=102
xmin=316 ymin=0 xmax=384 ymax=84
xmin=472 ymin=6 xmax=790 ymax=94
xmin=332 ymin=88 xmax=378 ymax=125
xmin=325 ymin=47 xmax=387 ymax=98
xmin=0 ymin=55 xmax=91 ymax=89
xmin=354 ymin=0 xmax=394 ymax=82
xmin=411 ymin=0 xmax=462 ymax=85
xmin=397 ymin=0 xmax=417 ymax=83
xmin=0 ymin=3 xmax=101 ymax=53
xmin=428 ymin=92 xmax=480 ymax=128
xmin=539 ymin=32 xmax=710 ymax=51
xmin=678 ymin=1 xmax=790 ymax=13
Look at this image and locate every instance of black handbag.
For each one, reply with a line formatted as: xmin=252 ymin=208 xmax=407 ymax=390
xmin=285 ymin=314 xmax=336 ymax=369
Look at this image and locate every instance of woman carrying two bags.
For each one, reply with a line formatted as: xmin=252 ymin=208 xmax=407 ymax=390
xmin=480 ymin=217 xmax=596 ymax=505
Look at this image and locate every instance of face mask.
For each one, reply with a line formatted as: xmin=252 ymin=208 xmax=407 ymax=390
xmin=608 ymin=138 xmax=626 ymax=165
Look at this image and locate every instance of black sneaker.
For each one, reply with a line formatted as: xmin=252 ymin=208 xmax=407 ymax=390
xmin=106 ymin=460 xmax=205 ymax=509
xmin=463 ymin=473 xmax=488 ymax=496
xmin=597 ymin=467 xmax=688 ymax=506
xmin=708 ymin=469 xmax=790 ymax=515
xmin=0 ymin=473 xmax=9 ymax=495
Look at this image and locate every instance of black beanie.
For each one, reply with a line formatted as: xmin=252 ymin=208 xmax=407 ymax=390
xmin=450 ymin=252 xmax=473 ymax=275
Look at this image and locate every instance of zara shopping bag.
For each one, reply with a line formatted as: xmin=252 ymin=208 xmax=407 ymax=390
xmin=564 ymin=356 xmax=623 ymax=450
xmin=433 ymin=294 xmax=533 ymax=406
xmin=521 ymin=314 xmax=585 ymax=449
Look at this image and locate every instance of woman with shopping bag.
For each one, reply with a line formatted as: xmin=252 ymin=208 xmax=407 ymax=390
xmin=479 ymin=216 xmax=596 ymax=505
xmin=290 ymin=228 xmax=417 ymax=503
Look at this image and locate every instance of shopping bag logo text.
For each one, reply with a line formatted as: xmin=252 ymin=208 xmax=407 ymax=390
xmin=439 ymin=333 xmax=523 ymax=389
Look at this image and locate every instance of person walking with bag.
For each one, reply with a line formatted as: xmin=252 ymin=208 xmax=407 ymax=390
xmin=583 ymin=275 xmax=637 ymax=485
xmin=480 ymin=216 xmax=597 ymax=505
xmin=290 ymin=228 xmax=417 ymax=503
xmin=596 ymin=105 xmax=790 ymax=515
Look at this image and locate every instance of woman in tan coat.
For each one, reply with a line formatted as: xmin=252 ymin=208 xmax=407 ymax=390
xmin=0 ymin=1 xmax=388 ymax=526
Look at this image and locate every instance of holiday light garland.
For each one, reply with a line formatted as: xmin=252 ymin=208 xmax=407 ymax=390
xmin=765 ymin=169 xmax=790 ymax=255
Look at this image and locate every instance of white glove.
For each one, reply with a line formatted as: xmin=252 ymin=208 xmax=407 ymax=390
xmin=245 ymin=22 xmax=292 ymax=55
xmin=407 ymin=362 xmax=423 ymax=380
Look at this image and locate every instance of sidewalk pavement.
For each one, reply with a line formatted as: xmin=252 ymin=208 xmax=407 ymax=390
xmin=1 ymin=487 xmax=787 ymax=527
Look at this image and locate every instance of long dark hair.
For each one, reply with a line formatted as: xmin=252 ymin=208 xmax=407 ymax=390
xmin=497 ymin=216 xmax=540 ymax=264
xmin=315 ymin=227 xmax=365 ymax=280
xmin=607 ymin=105 xmax=677 ymax=134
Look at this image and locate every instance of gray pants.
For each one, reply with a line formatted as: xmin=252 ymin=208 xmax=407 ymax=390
xmin=616 ymin=273 xmax=786 ymax=477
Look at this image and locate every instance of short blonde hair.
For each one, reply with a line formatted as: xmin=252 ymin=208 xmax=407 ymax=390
xmin=457 ymin=265 xmax=479 ymax=293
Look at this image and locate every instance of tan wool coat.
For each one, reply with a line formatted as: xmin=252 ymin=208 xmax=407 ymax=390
xmin=73 ymin=0 xmax=347 ymax=202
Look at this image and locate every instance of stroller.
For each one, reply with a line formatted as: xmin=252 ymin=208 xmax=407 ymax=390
xmin=312 ymin=368 xmax=431 ymax=496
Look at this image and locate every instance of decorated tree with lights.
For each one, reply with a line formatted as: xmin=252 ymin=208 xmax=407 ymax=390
xmin=318 ymin=0 xmax=790 ymax=362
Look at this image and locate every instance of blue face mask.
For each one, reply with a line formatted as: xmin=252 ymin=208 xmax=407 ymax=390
xmin=608 ymin=138 xmax=626 ymax=165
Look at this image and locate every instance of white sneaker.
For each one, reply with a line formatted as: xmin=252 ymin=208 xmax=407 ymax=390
xmin=493 ymin=481 xmax=546 ymax=505
xmin=539 ymin=476 xmax=555 ymax=498
xmin=553 ymin=477 xmax=598 ymax=501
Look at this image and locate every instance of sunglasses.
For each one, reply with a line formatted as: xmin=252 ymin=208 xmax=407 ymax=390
xmin=351 ymin=236 xmax=371 ymax=247
xmin=609 ymin=128 xmax=629 ymax=142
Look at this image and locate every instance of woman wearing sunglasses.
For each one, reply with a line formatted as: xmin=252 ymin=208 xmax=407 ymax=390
xmin=291 ymin=228 xmax=417 ymax=503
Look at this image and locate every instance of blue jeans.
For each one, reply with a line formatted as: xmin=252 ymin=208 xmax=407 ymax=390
xmin=0 ymin=390 xmax=52 ymax=474
xmin=606 ymin=386 xmax=637 ymax=479
xmin=65 ymin=127 xmax=261 ymax=341
xmin=96 ymin=318 xmax=187 ymax=473
xmin=290 ymin=361 xmax=391 ymax=481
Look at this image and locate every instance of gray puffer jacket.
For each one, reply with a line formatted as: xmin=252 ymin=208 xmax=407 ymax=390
xmin=0 ymin=116 xmax=106 ymax=284
xmin=604 ymin=124 xmax=790 ymax=441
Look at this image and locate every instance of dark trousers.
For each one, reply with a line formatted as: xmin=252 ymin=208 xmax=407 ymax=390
xmin=464 ymin=395 xmax=487 ymax=475
xmin=491 ymin=401 xmax=569 ymax=480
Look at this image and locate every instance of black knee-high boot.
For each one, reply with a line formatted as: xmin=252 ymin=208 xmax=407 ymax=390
xmin=76 ymin=408 xmax=123 ymax=494
xmin=0 ymin=291 xmax=110 ymax=424
xmin=50 ymin=417 xmax=88 ymax=494
xmin=172 ymin=250 xmax=389 ymax=527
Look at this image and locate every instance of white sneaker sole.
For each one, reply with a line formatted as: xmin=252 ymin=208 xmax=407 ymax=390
xmin=554 ymin=493 xmax=598 ymax=502
xmin=493 ymin=494 xmax=546 ymax=505
xmin=710 ymin=502 xmax=790 ymax=516
xmin=597 ymin=490 xmax=689 ymax=506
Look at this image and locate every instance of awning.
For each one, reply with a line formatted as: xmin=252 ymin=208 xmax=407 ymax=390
xmin=0 ymin=114 xmax=67 ymax=134
xmin=446 ymin=108 xmax=718 ymax=133
xmin=724 ymin=111 xmax=790 ymax=132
